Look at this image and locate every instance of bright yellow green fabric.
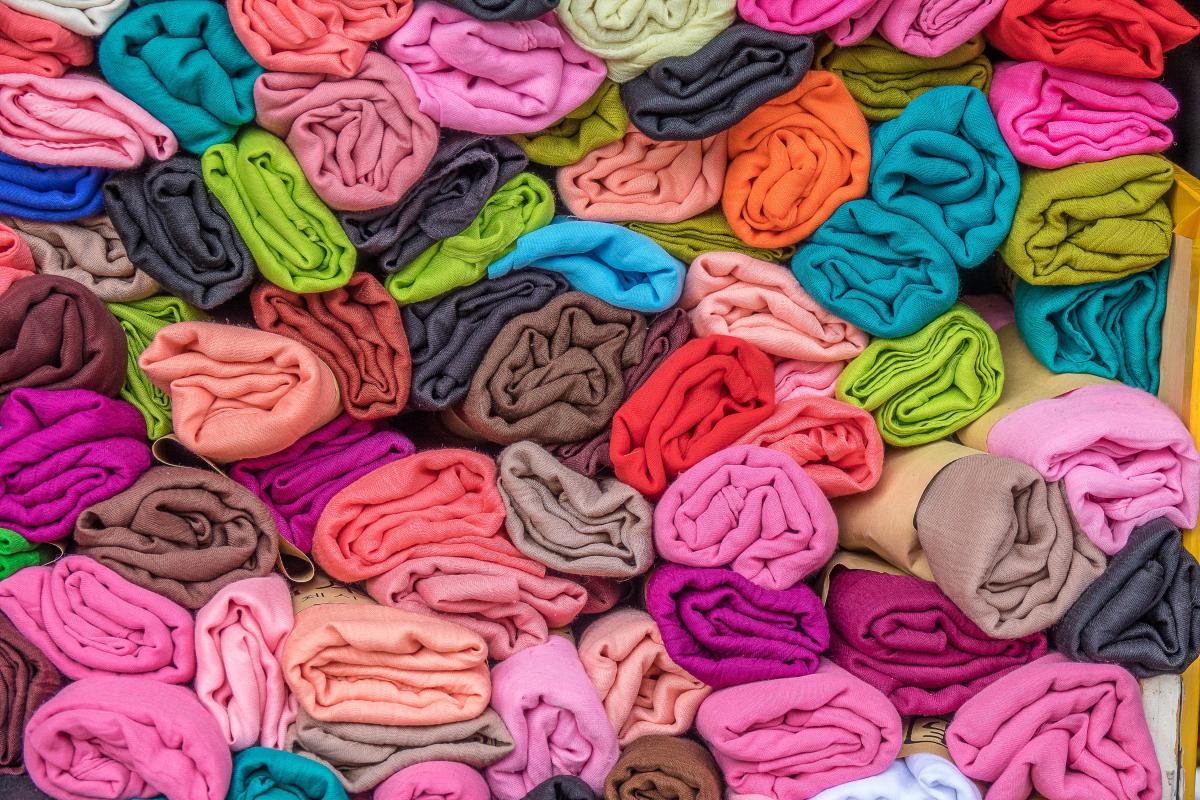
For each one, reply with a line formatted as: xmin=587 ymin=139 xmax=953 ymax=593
xmin=626 ymin=210 xmax=796 ymax=264
xmin=510 ymin=80 xmax=629 ymax=166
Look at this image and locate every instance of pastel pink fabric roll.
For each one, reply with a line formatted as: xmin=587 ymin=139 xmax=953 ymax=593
xmin=557 ymin=127 xmax=726 ymax=223
xmin=987 ymin=383 xmax=1200 ymax=555
xmin=655 ymin=444 xmax=837 ymax=589
xmin=877 ymin=0 xmax=1006 ymax=57
xmin=738 ymin=0 xmax=877 ymax=35
xmin=774 ymin=358 xmax=844 ymax=402
xmin=695 ymin=661 xmax=903 ymax=800
xmin=947 ymin=654 xmax=1161 ymax=800
xmin=253 ymin=54 xmax=439 ymax=212
xmin=23 ymin=676 xmax=232 ymax=800
xmin=375 ymin=762 xmax=491 ymax=800
xmin=193 ymin=575 xmax=297 ymax=751
xmin=0 ymin=222 xmax=34 ymax=296
xmin=680 ymin=251 xmax=868 ymax=362
xmin=0 ymin=72 xmax=176 ymax=169
xmin=0 ymin=555 xmax=195 ymax=684
xmin=381 ymin=2 xmax=606 ymax=135
xmin=988 ymin=60 xmax=1179 ymax=169
xmin=486 ymin=636 xmax=620 ymax=800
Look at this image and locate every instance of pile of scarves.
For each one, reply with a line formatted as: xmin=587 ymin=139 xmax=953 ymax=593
xmin=0 ymin=0 xmax=1198 ymax=799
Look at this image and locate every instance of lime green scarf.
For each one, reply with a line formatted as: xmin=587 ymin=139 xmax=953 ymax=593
xmin=0 ymin=528 xmax=58 ymax=580
xmin=510 ymin=80 xmax=628 ymax=167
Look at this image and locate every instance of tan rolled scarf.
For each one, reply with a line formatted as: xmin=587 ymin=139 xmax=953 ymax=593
xmin=497 ymin=441 xmax=654 ymax=578
xmin=603 ymin=735 xmax=723 ymax=800
xmin=578 ymin=609 xmax=710 ymax=745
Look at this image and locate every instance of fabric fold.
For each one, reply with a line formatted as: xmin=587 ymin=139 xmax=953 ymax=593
xmin=809 ymin=755 xmax=981 ymax=800
xmin=603 ymin=736 xmax=721 ymax=800
xmin=875 ymin=0 xmax=1006 ymax=57
xmin=0 ymin=154 xmax=106 ymax=223
xmin=3 ymin=0 xmax=129 ymax=35
xmin=0 ymin=613 xmax=61 ymax=775
xmin=736 ymin=0 xmax=874 ymax=34
xmin=0 ymin=528 xmax=57 ymax=581
xmin=440 ymin=0 xmax=558 ymax=20
xmin=229 ymin=748 xmax=346 ymax=800
xmin=510 ymin=80 xmax=627 ymax=167
xmin=375 ymin=762 xmax=490 ymax=800
xmin=524 ymin=777 xmax=598 ymax=800
xmin=0 ymin=4 xmax=92 ymax=77
xmin=625 ymin=211 xmax=797 ymax=265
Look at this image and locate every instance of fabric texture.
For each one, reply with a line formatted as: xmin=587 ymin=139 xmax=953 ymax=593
xmin=810 ymin=755 xmax=981 ymax=800
xmin=511 ymin=80 xmax=628 ymax=168
xmin=228 ymin=747 xmax=347 ymax=800
xmin=625 ymin=211 xmax=797 ymax=265
xmin=0 ymin=4 xmax=92 ymax=78
xmin=3 ymin=0 xmax=129 ymax=35
xmin=873 ymin=0 xmax=1006 ymax=57
xmin=0 ymin=613 xmax=61 ymax=775
xmin=439 ymin=0 xmax=559 ymax=20
xmin=0 ymin=528 xmax=56 ymax=581
xmin=603 ymin=736 xmax=721 ymax=800
xmin=523 ymin=777 xmax=598 ymax=800
xmin=736 ymin=0 xmax=875 ymax=35
xmin=375 ymin=761 xmax=490 ymax=800
xmin=0 ymin=154 xmax=106 ymax=222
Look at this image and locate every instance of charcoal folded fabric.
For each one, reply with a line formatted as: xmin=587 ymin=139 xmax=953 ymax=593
xmin=103 ymin=155 xmax=256 ymax=309
xmin=1057 ymin=517 xmax=1200 ymax=677
xmin=440 ymin=0 xmax=558 ymax=20
xmin=625 ymin=211 xmax=797 ymax=264
xmin=229 ymin=748 xmax=346 ymax=800
xmin=461 ymin=292 xmax=647 ymax=444
xmin=403 ymin=270 xmax=570 ymax=411
xmin=0 ymin=4 xmax=92 ymax=78
xmin=288 ymin=708 xmax=514 ymax=793
xmin=0 ymin=613 xmax=61 ymax=774
xmin=0 ymin=389 xmax=150 ymax=543
xmin=73 ymin=465 xmax=280 ymax=609
xmin=0 ymin=529 xmax=56 ymax=580
xmin=138 ymin=321 xmax=342 ymax=462
xmin=5 ymin=0 xmax=130 ymax=36
xmin=603 ymin=736 xmax=721 ymax=800
xmin=524 ymin=777 xmax=598 ymax=800
xmin=375 ymin=762 xmax=490 ymax=800
xmin=202 ymin=127 xmax=356 ymax=293
xmin=486 ymin=636 xmax=620 ymax=800
xmin=253 ymin=53 xmax=438 ymax=213
xmin=1001 ymin=154 xmax=1175 ymax=285
xmin=696 ymin=663 xmax=902 ymax=799
xmin=810 ymin=755 xmax=981 ymax=800
xmin=1014 ymin=261 xmax=1167 ymax=393
xmin=511 ymin=80 xmax=627 ymax=168
xmin=947 ymin=655 xmax=1161 ymax=800
xmin=284 ymin=603 xmax=491 ymax=727
xmin=338 ymin=133 xmax=528 ymax=275
xmin=498 ymin=442 xmax=654 ymax=578
xmin=647 ymin=563 xmax=830 ymax=688
xmin=826 ymin=567 xmax=1048 ymax=715
xmin=382 ymin=2 xmax=605 ymax=136
xmin=0 ymin=154 xmax=106 ymax=221
xmin=620 ymin=22 xmax=813 ymax=140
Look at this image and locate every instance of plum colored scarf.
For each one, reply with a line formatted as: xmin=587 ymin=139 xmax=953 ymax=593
xmin=376 ymin=762 xmax=490 ymax=800
xmin=0 ymin=4 xmax=91 ymax=78
xmin=0 ymin=613 xmax=61 ymax=775
xmin=0 ymin=154 xmax=106 ymax=223
xmin=603 ymin=736 xmax=721 ymax=800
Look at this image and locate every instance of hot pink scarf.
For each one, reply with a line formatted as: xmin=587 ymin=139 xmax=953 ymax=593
xmin=737 ymin=0 xmax=877 ymax=35
xmin=876 ymin=0 xmax=1007 ymax=57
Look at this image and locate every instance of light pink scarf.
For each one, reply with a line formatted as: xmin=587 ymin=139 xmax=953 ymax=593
xmin=375 ymin=762 xmax=491 ymax=800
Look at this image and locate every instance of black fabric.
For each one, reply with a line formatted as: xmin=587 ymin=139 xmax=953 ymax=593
xmin=439 ymin=0 xmax=559 ymax=21
xmin=1164 ymin=35 xmax=1199 ymax=177
xmin=522 ymin=776 xmax=599 ymax=800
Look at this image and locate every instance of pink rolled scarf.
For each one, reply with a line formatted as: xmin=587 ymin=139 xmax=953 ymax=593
xmin=381 ymin=1 xmax=606 ymax=135
xmin=875 ymin=0 xmax=1007 ymax=57
xmin=193 ymin=575 xmax=297 ymax=751
xmin=775 ymin=358 xmax=845 ymax=402
xmin=376 ymin=762 xmax=491 ymax=800
xmin=0 ymin=555 xmax=195 ymax=683
xmin=654 ymin=444 xmax=837 ymax=589
xmin=0 ymin=72 xmax=176 ymax=168
xmin=737 ymin=0 xmax=877 ymax=35
xmin=988 ymin=60 xmax=1178 ymax=169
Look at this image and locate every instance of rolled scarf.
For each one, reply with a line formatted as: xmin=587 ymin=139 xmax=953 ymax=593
xmin=0 ymin=222 xmax=33 ymax=296
xmin=229 ymin=415 xmax=414 ymax=553
xmin=868 ymin=85 xmax=1019 ymax=269
xmin=0 ymin=156 xmax=106 ymax=226
xmin=3 ymin=215 xmax=160 ymax=302
xmin=288 ymin=708 xmax=514 ymax=794
xmin=724 ymin=71 xmax=871 ymax=248
xmin=460 ymin=292 xmax=648 ymax=445
xmin=488 ymin=219 xmax=684 ymax=313
xmin=557 ymin=127 xmax=726 ymax=224
xmin=251 ymin=274 xmax=411 ymax=419
xmin=0 ymin=389 xmax=150 ymax=543
xmin=202 ymin=127 xmax=356 ymax=293
xmin=619 ymin=23 xmax=813 ymax=141
xmin=985 ymin=0 xmax=1199 ymax=79
xmin=0 ymin=4 xmax=92 ymax=77
xmin=874 ymin=0 xmax=1006 ymax=57
xmin=1014 ymin=261 xmax=1167 ymax=393
xmin=283 ymin=603 xmax=491 ymax=726
xmin=695 ymin=663 xmax=903 ymax=799
xmin=228 ymin=748 xmax=346 ymax=800
xmin=3 ymin=0 xmax=128 ymax=35
xmin=625 ymin=211 xmax=797 ymax=264
xmin=603 ymin=736 xmax=721 ymax=800
xmin=736 ymin=0 xmax=874 ymax=34
xmin=990 ymin=61 xmax=1179 ymax=169
xmin=574 ymin=576 xmax=623 ymax=615
xmin=774 ymin=358 xmax=844 ymax=401
xmin=525 ymin=778 xmax=598 ymax=800
xmin=0 ymin=72 xmax=176 ymax=169
xmin=825 ymin=567 xmax=1048 ymax=715
xmin=376 ymin=762 xmax=490 ymax=800
xmin=836 ymin=304 xmax=1004 ymax=446
xmin=194 ymin=575 xmax=296 ymax=750
xmin=611 ymin=334 xmax=776 ymax=498
xmin=98 ymin=2 xmax=261 ymax=154
xmin=439 ymin=0 xmax=558 ymax=20
xmin=486 ymin=636 xmax=620 ymax=800
xmin=226 ymin=0 xmax=412 ymax=76
xmin=655 ymin=445 xmax=836 ymax=588
xmin=946 ymin=655 xmax=1161 ymax=800
xmin=73 ymin=465 xmax=281 ymax=609
xmin=403 ymin=270 xmax=570 ymax=411
xmin=0 ymin=614 xmax=61 ymax=774
xmin=810 ymin=755 xmax=981 ymax=800
xmin=311 ymin=448 xmax=509 ymax=582
xmin=382 ymin=2 xmax=605 ymax=136
xmin=0 ymin=275 xmax=127 ymax=400
xmin=681 ymin=250 xmax=867 ymax=361
xmin=577 ymin=609 xmax=710 ymax=744
xmin=816 ymin=35 xmax=992 ymax=122
xmin=1001 ymin=154 xmax=1174 ymax=286
xmin=511 ymin=80 xmax=627 ymax=168
xmin=387 ymin=172 xmax=555 ymax=305
xmin=138 ymin=321 xmax=342 ymax=462
xmin=252 ymin=54 xmax=438 ymax=213
xmin=338 ymin=133 xmax=528 ymax=275
xmin=0 ymin=529 xmax=57 ymax=581
xmin=103 ymin=156 xmax=255 ymax=309
xmin=498 ymin=441 xmax=654 ymax=578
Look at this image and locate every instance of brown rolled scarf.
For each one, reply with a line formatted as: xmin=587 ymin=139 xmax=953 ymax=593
xmin=603 ymin=736 xmax=723 ymax=800
xmin=498 ymin=441 xmax=654 ymax=578
xmin=73 ymin=465 xmax=280 ymax=609
xmin=251 ymin=273 xmax=411 ymax=419
xmin=0 ymin=614 xmax=63 ymax=775
xmin=459 ymin=291 xmax=648 ymax=444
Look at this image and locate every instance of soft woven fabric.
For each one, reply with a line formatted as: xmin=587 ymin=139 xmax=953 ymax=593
xmin=510 ymin=80 xmax=628 ymax=167
xmin=202 ymin=127 xmax=356 ymax=293
xmin=625 ymin=211 xmax=797 ymax=264
xmin=0 ymin=613 xmax=61 ymax=774
xmin=774 ymin=358 xmax=845 ymax=401
xmin=0 ymin=4 xmax=91 ymax=77
xmin=873 ymin=0 xmax=1006 ymax=57
xmin=229 ymin=748 xmax=346 ymax=800
xmin=0 ymin=529 xmax=56 ymax=581
xmin=375 ymin=762 xmax=490 ymax=800
xmin=810 ymin=755 xmax=981 ymax=800
xmin=523 ymin=777 xmax=598 ymax=800
xmin=440 ymin=0 xmax=558 ymax=20
xmin=0 ymin=223 xmax=36 ymax=295
xmin=736 ymin=0 xmax=874 ymax=34
xmin=382 ymin=2 xmax=606 ymax=136
xmin=603 ymin=736 xmax=721 ymax=800
xmin=3 ymin=0 xmax=129 ymax=35
xmin=138 ymin=321 xmax=342 ymax=462
xmin=0 ymin=155 xmax=106 ymax=223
